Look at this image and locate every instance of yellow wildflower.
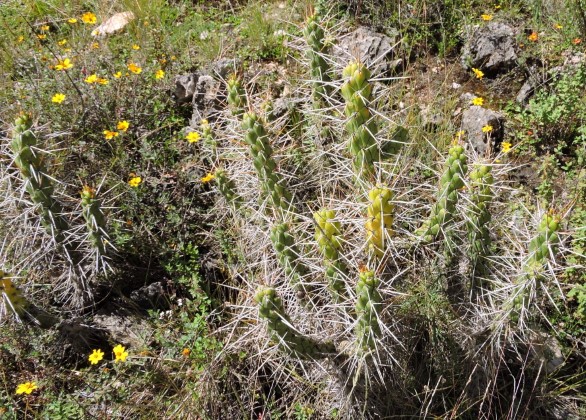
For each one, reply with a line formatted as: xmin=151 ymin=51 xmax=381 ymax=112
xmin=81 ymin=12 xmax=97 ymax=24
xmin=528 ymin=32 xmax=538 ymax=42
xmin=103 ymin=130 xmax=119 ymax=140
xmin=117 ymin=121 xmax=130 ymax=132
xmin=128 ymin=176 xmax=142 ymax=187
xmin=554 ymin=24 xmax=563 ymax=29
xmin=472 ymin=68 xmax=484 ymax=79
xmin=91 ymin=42 xmax=100 ymax=49
xmin=68 ymin=18 xmax=78 ymax=24
xmin=17 ymin=35 xmax=24 ymax=43
xmin=113 ymin=71 xmax=122 ymax=79
xmin=155 ymin=69 xmax=165 ymax=79
xmin=88 ymin=349 xmax=104 ymax=365
xmin=58 ymin=39 xmax=67 ymax=46
xmin=85 ymin=74 xmax=99 ymax=84
xmin=482 ymin=125 xmax=493 ymax=133
xmin=15 ymin=382 xmax=37 ymax=395
xmin=501 ymin=142 xmax=512 ymax=153
xmin=97 ymin=77 xmax=109 ymax=85
xmin=54 ymin=58 xmax=73 ymax=71
xmin=481 ymin=14 xmax=493 ymax=21
xmin=182 ymin=348 xmax=191 ymax=357
xmin=113 ymin=344 xmax=129 ymax=362
xmin=37 ymin=34 xmax=47 ymax=40
xmin=132 ymin=44 xmax=140 ymax=50
xmin=51 ymin=93 xmax=66 ymax=104
xmin=185 ymin=132 xmax=200 ymax=143
xmin=127 ymin=63 xmax=142 ymax=74
xmin=201 ymin=173 xmax=215 ymax=183
xmin=40 ymin=25 xmax=50 ymax=32
xmin=471 ymin=97 xmax=484 ymax=106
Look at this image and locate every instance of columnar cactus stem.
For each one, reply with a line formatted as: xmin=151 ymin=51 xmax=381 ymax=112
xmin=355 ymin=269 xmax=382 ymax=354
xmin=467 ymin=164 xmax=493 ymax=283
xmin=11 ymin=115 xmax=69 ymax=243
xmin=0 ymin=270 xmax=30 ymax=319
xmin=270 ymin=223 xmax=310 ymax=298
xmin=227 ymin=75 xmax=246 ymax=116
xmin=255 ymin=286 xmax=335 ymax=358
xmin=242 ymin=112 xmax=293 ymax=213
xmin=304 ymin=12 xmax=331 ymax=108
xmin=341 ymin=61 xmax=379 ymax=179
xmin=214 ymin=169 xmax=242 ymax=210
xmin=80 ymin=185 xmax=109 ymax=259
xmin=314 ymin=209 xmax=348 ymax=301
xmin=365 ymin=186 xmax=394 ymax=260
xmin=416 ymin=143 xmax=467 ymax=243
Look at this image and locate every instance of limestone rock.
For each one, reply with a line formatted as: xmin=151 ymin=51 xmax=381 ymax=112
xmin=92 ymin=12 xmax=135 ymax=37
xmin=461 ymin=106 xmax=505 ymax=156
xmin=461 ymin=22 xmax=518 ymax=74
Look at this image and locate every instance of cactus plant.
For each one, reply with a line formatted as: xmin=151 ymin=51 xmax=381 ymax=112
xmin=80 ymin=185 xmax=110 ymax=263
xmin=467 ymin=164 xmax=493 ymax=283
xmin=227 ymin=75 xmax=246 ymax=116
xmin=11 ymin=114 xmax=69 ymax=243
xmin=242 ymin=112 xmax=293 ymax=213
xmin=270 ymin=223 xmax=311 ymax=298
xmin=303 ymin=11 xmax=331 ymax=108
xmin=314 ymin=209 xmax=348 ymax=301
xmin=416 ymin=143 xmax=468 ymax=243
xmin=365 ymin=186 xmax=394 ymax=260
xmin=255 ymin=286 xmax=335 ymax=358
xmin=355 ymin=269 xmax=382 ymax=354
xmin=341 ymin=61 xmax=379 ymax=179
xmin=214 ymin=169 xmax=242 ymax=210
xmin=0 ymin=270 xmax=30 ymax=319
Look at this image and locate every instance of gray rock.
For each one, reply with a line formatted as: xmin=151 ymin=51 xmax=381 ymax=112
xmin=461 ymin=22 xmax=518 ymax=74
xmin=461 ymin=106 xmax=505 ymax=156
xmin=174 ymin=74 xmax=198 ymax=104
xmin=191 ymin=74 xmax=223 ymax=123
xmin=92 ymin=312 xmax=152 ymax=349
xmin=334 ymin=26 xmax=403 ymax=79
xmin=209 ymin=58 xmax=240 ymax=79
xmin=130 ymin=281 xmax=170 ymax=310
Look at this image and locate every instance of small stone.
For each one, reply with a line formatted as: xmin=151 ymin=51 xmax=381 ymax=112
xmin=461 ymin=106 xmax=505 ymax=156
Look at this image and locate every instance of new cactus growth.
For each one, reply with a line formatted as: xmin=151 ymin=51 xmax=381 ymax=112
xmin=467 ymin=164 xmax=493 ymax=281
xmin=341 ymin=61 xmax=379 ymax=179
xmin=255 ymin=286 xmax=335 ymax=358
xmin=200 ymin=119 xmax=216 ymax=150
xmin=355 ymin=269 xmax=382 ymax=354
xmin=214 ymin=169 xmax=242 ymax=210
xmin=227 ymin=75 xmax=246 ymax=116
xmin=416 ymin=143 xmax=468 ymax=242
xmin=365 ymin=187 xmax=394 ymax=260
xmin=11 ymin=115 xmax=69 ymax=243
xmin=314 ymin=209 xmax=348 ymax=301
xmin=0 ymin=270 xmax=30 ymax=319
xmin=270 ymin=223 xmax=310 ymax=297
xmin=304 ymin=12 xmax=331 ymax=107
xmin=80 ymin=185 xmax=109 ymax=258
xmin=242 ymin=112 xmax=293 ymax=212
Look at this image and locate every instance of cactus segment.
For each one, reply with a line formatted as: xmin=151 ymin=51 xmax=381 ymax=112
xmin=355 ymin=269 xmax=382 ymax=354
xmin=341 ymin=61 xmax=379 ymax=179
xmin=255 ymin=286 xmax=335 ymax=358
xmin=314 ymin=209 xmax=348 ymax=301
xmin=304 ymin=12 xmax=331 ymax=108
xmin=0 ymin=271 xmax=30 ymax=319
xmin=80 ymin=185 xmax=109 ymax=258
xmin=242 ymin=112 xmax=293 ymax=212
xmin=416 ymin=144 xmax=468 ymax=242
xmin=467 ymin=164 xmax=493 ymax=281
xmin=214 ymin=169 xmax=242 ymax=209
xmin=227 ymin=75 xmax=246 ymax=116
xmin=11 ymin=115 xmax=69 ymax=243
xmin=366 ymin=187 xmax=394 ymax=260
xmin=270 ymin=224 xmax=310 ymax=297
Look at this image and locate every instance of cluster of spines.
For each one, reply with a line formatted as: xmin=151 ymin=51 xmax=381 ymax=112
xmin=416 ymin=144 xmax=468 ymax=242
xmin=341 ymin=61 xmax=379 ymax=179
xmin=355 ymin=269 xmax=382 ymax=354
xmin=467 ymin=164 xmax=494 ymax=281
xmin=303 ymin=10 xmax=331 ymax=108
xmin=227 ymin=75 xmax=246 ymax=116
xmin=80 ymin=185 xmax=109 ymax=260
xmin=11 ymin=115 xmax=69 ymax=243
xmin=242 ymin=112 xmax=293 ymax=213
xmin=314 ymin=209 xmax=348 ymax=302
xmin=255 ymin=286 xmax=334 ymax=358
xmin=365 ymin=187 xmax=394 ymax=260
xmin=270 ymin=223 xmax=310 ymax=298
xmin=214 ymin=169 xmax=242 ymax=210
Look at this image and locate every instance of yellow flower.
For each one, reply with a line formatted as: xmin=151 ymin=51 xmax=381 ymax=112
xmin=482 ymin=125 xmax=493 ymax=133
xmin=103 ymin=130 xmax=119 ymax=140
xmin=68 ymin=18 xmax=78 ymax=24
xmin=113 ymin=71 xmax=122 ymax=79
xmin=91 ymin=42 xmax=100 ymax=49
xmin=113 ymin=344 xmax=129 ymax=362
xmin=58 ymin=39 xmax=67 ymax=46
xmin=201 ymin=173 xmax=215 ymax=183
xmin=85 ymin=74 xmax=99 ymax=84
xmin=528 ymin=32 xmax=538 ymax=42
xmin=185 ymin=132 xmax=200 ymax=143
xmin=55 ymin=58 xmax=73 ymax=71
xmin=117 ymin=120 xmax=130 ymax=132
xmin=15 ymin=382 xmax=37 ymax=395
xmin=17 ymin=35 xmax=24 ymax=43
xmin=51 ymin=93 xmax=66 ymax=104
xmin=554 ymin=24 xmax=563 ymax=29
xmin=182 ymin=348 xmax=191 ymax=357
xmin=88 ymin=349 xmax=104 ymax=365
xmin=127 ymin=63 xmax=142 ymax=74
xmin=81 ymin=12 xmax=97 ymax=24
xmin=471 ymin=97 xmax=484 ymax=106
xmin=472 ymin=68 xmax=484 ymax=79
xmin=155 ymin=69 xmax=165 ymax=80
xmin=481 ymin=14 xmax=493 ymax=21
xmin=40 ymin=25 xmax=50 ymax=32
xmin=128 ymin=176 xmax=142 ymax=188
xmin=132 ymin=44 xmax=140 ymax=50
xmin=97 ymin=77 xmax=109 ymax=85
xmin=501 ymin=142 xmax=512 ymax=153
xmin=37 ymin=34 xmax=47 ymax=40
xmin=81 ymin=185 xmax=96 ymax=199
